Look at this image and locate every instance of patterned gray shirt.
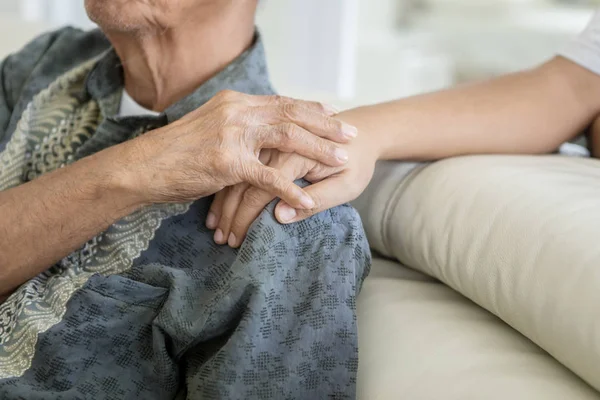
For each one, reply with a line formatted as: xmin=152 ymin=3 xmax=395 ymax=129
xmin=0 ymin=28 xmax=370 ymax=399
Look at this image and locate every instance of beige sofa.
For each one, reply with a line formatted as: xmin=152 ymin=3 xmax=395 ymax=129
xmin=354 ymin=155 xmax=600 ymax=399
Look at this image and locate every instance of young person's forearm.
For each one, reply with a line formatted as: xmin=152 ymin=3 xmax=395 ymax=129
xmin=339 ymin=56 xmax=600 ymax=160
xmin=0 ymin=145 xmax=143 ymax=297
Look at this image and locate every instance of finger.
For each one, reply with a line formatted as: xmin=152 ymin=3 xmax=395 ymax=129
xmin=304 ymin=163 xmax=342 ymax=183
xmin=274 ymin=175 xmax=355 ymax=224
xmin=228 ymin=155 xmax=308 ymax=248
xmin=207 ymin=188 xmax=228 ymax=244
xmin=281 ymin=106 xmax=357 ymax=143
xmin=249 ymin=94 xmax=339 ymax=116
xmin=255 ymin=104 xmax=356 ymax=144
xmin=207 ymin=189 xmax=226 ymax=229
xmin=253 ymin=124 xmax=349 ymax=167
xmin=216 ymin=183 xmax=249 ymax=247
xmin=242 ymin=162 xmax=315 ymax=210
xmin=228 ymin=187 xmax=276 ymax=248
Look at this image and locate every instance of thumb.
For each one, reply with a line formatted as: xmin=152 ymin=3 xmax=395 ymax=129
xmin=274 ymin=175 xmax=349 ymax=224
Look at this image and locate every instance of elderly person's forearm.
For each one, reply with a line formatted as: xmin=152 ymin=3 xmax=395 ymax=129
xmin=0 ymin=90 xmax=352 ymax=296
xmin=338 ymin=56 xmax=600 ymax=161
xmin=0 ymin=145 xmax=142 ymax=297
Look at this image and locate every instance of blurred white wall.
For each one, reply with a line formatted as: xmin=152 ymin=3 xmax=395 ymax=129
xmin=20 ymin=0 xmax=94 ymax=28
xmin=257 ymin=0 xmax=359 ymax=99
xmin=0 ymin=0 xmax=596 ymax=108
xmin=260 ymin=0 xmax=595 ymax=107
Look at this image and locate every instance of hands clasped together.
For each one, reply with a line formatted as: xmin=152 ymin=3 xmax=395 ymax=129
xmin=128 ymin=90 xmax=378 ymax=248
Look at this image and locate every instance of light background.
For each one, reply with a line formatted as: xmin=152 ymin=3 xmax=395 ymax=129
xmin=0 ymin=0 xmax=596 ymax=109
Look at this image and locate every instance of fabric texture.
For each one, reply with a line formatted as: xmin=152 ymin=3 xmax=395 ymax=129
xmin=559 ymin=9 xmax=600 ymax=76
xmin=0 ymin=27 xmax=371 ymax=400
xmin=357 ymin=257 xmax=600 ymax=400
xmin=355 ymin=155 xmax=600 ymax=394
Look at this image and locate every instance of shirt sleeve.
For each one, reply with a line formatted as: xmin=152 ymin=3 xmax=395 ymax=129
xmin=559 ymin=11 xmax=600 ymax=76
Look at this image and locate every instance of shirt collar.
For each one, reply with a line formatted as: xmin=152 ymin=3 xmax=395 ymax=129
xmin=84 ymin=31 xmax=274 ymax=123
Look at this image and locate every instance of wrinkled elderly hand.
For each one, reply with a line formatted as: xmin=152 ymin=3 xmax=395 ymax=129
xmin=207 ymin=132 xmax=378 ymax=248
xmin=123 ymin=90 xmax=357 ymax=209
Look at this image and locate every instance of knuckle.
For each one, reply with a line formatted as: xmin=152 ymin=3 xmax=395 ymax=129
xmin=281 ymin=123 xmax=298 ymax=141
xmin=269 ymin=94 xmax=288 ymax=105
xmin=258 ymin=168 xmax=278 ymax=186
xmin=258 ymin=169 xmax=287 ymax=194
xmin=281 ymin=103 xmax=299 ymax=120
xmin=218 ymin=125 xmax=239 ymax=142
xmin=271 ymin=94 xmax=284 ymax=103
xmin=301 ymin=156 xmax=318 ymax=175
xmin=325 ymin=117 xmax=343 ymax=133
xmin=326 ymin=142 xmax=339 ymax=157
xmin=313 ymin=138 xmax=330 ymax=155
xmin=309 ymin=101 xmax=327 ymax=113
xmin=215 ymin=89 xmax=238 ymax=102
xmin=243 ymin=188 xmax=267 ymax=208
xmin=217 ymin=103 xmax=239 ymax=121
xmin=282 ymin=153 xmax=307 ymax=175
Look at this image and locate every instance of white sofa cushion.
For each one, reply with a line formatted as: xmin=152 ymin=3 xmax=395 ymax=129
xmin=355 ymin=156 xmax=600 ymax=392
xmin=357 ymin=156 xmax=600 ymax=389
xmin=357 ymin=257 xmax=599 ymax=399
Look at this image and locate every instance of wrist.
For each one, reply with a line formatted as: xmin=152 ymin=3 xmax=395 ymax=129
xmin=338 ymin=106 xmax=388 ymax=160
xmin=373 ymin=129 xmax=394 ymax=160
xmin=87 ymin=142 xmax=152 ymax=212
xmin=364 ymin=130 xmax=387 ymax=162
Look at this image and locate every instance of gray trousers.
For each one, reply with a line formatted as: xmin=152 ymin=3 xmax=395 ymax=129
xmin=0 ymin=199 xmax=371 ymax=400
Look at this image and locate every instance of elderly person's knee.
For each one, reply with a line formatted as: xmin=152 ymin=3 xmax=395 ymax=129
xmin=238 ymin=200 xmax=371 ymax=294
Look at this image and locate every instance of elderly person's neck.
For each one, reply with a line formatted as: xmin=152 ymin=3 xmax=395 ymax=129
xmin=106 ymin=3 xmax=256 ymax=112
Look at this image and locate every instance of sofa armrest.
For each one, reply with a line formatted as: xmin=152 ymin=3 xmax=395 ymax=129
xmin=352 ymin=160 xmax=424 ymax=256
xmin=355 ymin=155 xmax=600 ymax=391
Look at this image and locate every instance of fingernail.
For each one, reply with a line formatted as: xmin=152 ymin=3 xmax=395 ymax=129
xmin=206 ymin=212 xmax=217 ymax=229
xmin=342 ymin=123 xmax=358 ymax=138
xmin=298 ymin=192 xmax=314 ymax=208
xmin=335 ymin=148 xmax=349 ymax=163
xmin=228 ymin=232 xmax=237 ymax=247
xmin=323 ymin=103 xmax=340 ymax=115
xmin=214 ymin=229 xmax=224 ymax=244
xmin=278 ymin=204 xmax=297 ymax=222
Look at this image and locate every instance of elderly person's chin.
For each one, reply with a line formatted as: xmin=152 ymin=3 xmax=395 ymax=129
xmin=84 ymin=0 xmax=190 ymax=32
